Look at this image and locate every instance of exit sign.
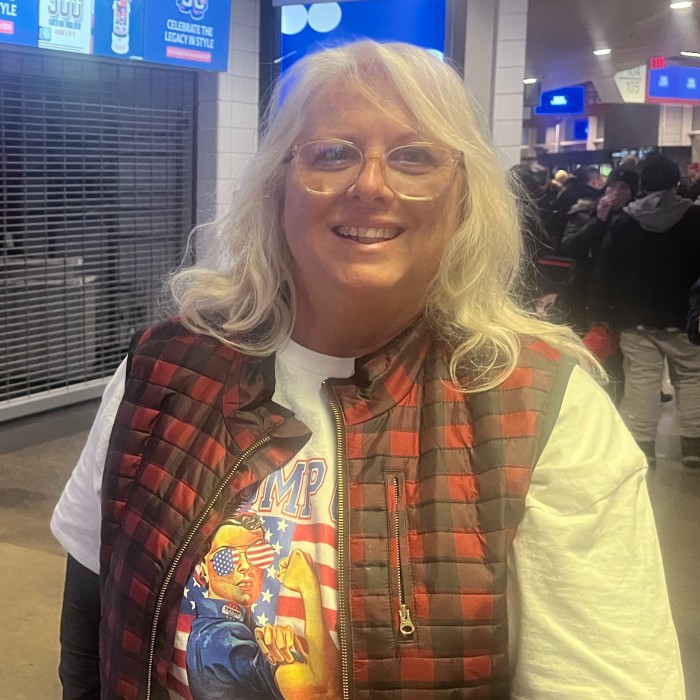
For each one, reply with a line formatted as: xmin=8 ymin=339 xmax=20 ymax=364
xmin=650 ymin=56 xmax=666 ymax=69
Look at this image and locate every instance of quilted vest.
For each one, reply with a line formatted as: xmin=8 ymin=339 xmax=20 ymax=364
xmin=100 ymin=319 xmax=576 ymax=699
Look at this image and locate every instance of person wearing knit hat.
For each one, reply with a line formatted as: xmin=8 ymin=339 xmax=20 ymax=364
xmin=589 ymin=154 xmax=700 ymax=468
xmin=640 ymin=154 xmax=680 ymax=193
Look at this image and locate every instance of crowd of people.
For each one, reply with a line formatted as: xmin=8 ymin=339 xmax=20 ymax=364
xmin=514 ymin=154 xmax=700 ymax=468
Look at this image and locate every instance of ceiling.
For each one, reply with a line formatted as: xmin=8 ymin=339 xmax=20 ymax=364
xmin=525 ymin=0 xmax=700 ymax=101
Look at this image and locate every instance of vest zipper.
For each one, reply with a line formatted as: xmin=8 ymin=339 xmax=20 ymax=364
xmin=321 ymin=380 xmax=352 ymax=700
xmin=145 ymin=433 xmax=272 ymax=700
xmin=393 ymin=475 xmax=415 ymax=638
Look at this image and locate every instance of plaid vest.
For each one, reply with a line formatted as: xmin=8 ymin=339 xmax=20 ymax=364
xmin=100 ymin=319 xmax=576 ymax=699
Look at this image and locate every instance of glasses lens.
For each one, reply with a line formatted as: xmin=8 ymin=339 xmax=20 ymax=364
xmin=295 ymin=140 xmax=362 ymax=194
xmin=211 ymin=540 xmax=275 ymax=575
xmin=386 ymin=144 xmax=456 ymax=199
xmin=245 ymin=541 xmax=275 ymax=569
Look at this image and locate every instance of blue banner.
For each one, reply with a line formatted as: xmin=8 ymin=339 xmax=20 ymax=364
xmin=648 ymin=66 xmax=700 ymax=102
xmin=279 ymin=0 xmax=446 ymax=74
xmin=142 ymin=0 xmax=232 ymax=71
xmin=0 ymin=0 xmax=40 ymax=47
xmin=0 ymin=0 xmax=232 ymax=71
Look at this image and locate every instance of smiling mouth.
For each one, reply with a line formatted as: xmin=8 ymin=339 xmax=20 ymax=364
xmin=333 ymin=226 xmax=404 ymax=243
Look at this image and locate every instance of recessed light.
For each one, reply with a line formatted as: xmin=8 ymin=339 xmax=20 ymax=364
xmin=681 ymin=50 xmax=700 ymax=57
xmin=670 ymin=2 xmax=693 ymax=8
xmin=593 ymin=48 xmax=612 ymax=56
xmin=523 ymin=77 xmax=538 ymax=84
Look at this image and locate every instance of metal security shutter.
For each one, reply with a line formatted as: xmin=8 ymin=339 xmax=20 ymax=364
xmin=0 ymin=48 xmax=196 ymax=421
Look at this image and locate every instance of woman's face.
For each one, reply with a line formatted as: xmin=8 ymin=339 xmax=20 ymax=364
xmin=204 ymin=524 xmax=266 ymax=607
xmin=281 ymin=80 xmax=464 ymax=318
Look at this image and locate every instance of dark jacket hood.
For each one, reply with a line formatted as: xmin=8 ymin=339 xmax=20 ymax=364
xmin=623 ymin=191 xmax=693 ymax=232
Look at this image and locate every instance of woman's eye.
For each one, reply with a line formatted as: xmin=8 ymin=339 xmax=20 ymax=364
xmin=391 ymin=147 xmax=435 ymax=169
xmin=311 ymin=145 xmax=358 ymax=168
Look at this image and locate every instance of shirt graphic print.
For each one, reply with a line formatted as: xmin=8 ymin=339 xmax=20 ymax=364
xmin=168 ymin=339 xmax=356 ymax=699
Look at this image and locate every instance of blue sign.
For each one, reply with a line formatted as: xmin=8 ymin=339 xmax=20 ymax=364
xmin=279 ymin=0 xmax=446 ymax=74
xmin=142 ymin=0 xmax=232 ymax=71
xmin=0 ymin=0 xmax=40 ymax=47
xmin=679 ymin=67 xmax=700 ymax=100
xmin=648 ymin=67 xmax=680 ymax=100
xmin=0 ymin=0 xmax=231 ymax=71
xmin=648 ymin=66 xmax=700 ymax=102
xmin=534 ymin=86 xmax=585 ymax=115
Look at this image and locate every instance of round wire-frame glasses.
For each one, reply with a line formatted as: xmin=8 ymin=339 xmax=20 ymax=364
xmin=290 ymin=139 xmax=464 ymax=201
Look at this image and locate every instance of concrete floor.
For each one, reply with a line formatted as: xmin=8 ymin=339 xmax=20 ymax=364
xmin=0 ymin=398 xmax=698 ymax=699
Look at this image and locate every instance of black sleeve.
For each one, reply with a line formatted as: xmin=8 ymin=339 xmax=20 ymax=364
xmin=688 ymin=277 xmax=700 ymax=345
xmin=59 ymin=554 xmax=101 ymax=699
xmin=587 ymin=227 xmax=619 ymax=324
xmin=560 ymin=214 xmax=604 ymax=258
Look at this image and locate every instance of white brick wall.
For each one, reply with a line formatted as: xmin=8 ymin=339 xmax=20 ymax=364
xmin=196 ymin=0 xmax=260 ymax=224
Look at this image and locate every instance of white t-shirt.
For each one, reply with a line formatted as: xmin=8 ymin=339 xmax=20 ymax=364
xmin=51 ymin=343 xmax=686 ymax=699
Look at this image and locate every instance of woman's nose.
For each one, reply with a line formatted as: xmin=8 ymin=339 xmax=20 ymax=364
xmin=347 ymin=156 xmax=393 ymax=202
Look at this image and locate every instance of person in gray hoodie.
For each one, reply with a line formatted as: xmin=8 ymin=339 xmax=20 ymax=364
xmin=590 ymin=154 xmax=700 ymax=468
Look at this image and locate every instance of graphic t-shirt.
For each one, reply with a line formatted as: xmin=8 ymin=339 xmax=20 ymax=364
xmin=167 ymin=341 xmax=355 ymax=700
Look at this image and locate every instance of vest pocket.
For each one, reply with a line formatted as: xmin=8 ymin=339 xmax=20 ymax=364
xmin=384 ymin=471 xmax=416 ymax=644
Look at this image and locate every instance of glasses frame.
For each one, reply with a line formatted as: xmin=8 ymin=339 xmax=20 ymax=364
xmin=289 ymin=138 xmax=464 ymax=201
xmin=210 ymin=539 xmax=275 ymax=574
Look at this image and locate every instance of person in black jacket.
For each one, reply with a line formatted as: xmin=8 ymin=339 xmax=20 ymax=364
xmin=546 ymin=165 xmax=606 ymax=244
xmin=688 ymin=277 xmax=700 ymax=346
xmin=559 ymin=167 xmax=639 ymax=333
xmin=590 ymin=154 xmax=700 ymax=468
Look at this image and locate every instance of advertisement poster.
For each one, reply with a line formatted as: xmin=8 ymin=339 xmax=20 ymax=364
xmin=92 ymin=0 xmax=145 ymax=60
xmin=0 ymin=0 xmax=40 ymax=46
xmin=38 ymin=0 xmax=94 ymax=53
xmin=142 ymin=0 xmax=232 ymax=71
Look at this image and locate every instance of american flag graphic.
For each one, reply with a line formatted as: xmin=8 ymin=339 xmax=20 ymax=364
xmin=167 ymin=512 xmax=339 ymax=699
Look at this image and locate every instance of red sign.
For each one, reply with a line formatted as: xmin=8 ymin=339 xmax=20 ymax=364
xmin=650 ymin=56 xmax=666 ymax=69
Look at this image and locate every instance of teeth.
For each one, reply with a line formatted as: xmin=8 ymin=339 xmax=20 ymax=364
xmin=335 ymin=226 xmax=400 ymax=240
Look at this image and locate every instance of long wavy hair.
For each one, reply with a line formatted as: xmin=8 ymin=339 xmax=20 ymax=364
xmin=169 ymin=40 xmax=603 ymax=390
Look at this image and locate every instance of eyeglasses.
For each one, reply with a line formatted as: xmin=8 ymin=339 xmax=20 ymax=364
xmin=290 ymin=139 xmax=463 ymax=201
xmin=210 ymin=540 xmax=275 ymax=576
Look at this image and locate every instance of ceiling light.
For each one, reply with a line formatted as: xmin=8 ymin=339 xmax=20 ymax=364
xmin=593 ymin=49 xmax=612 ymax=56
xmin=523 ymin=77 xmax=538 ymax=84
xmin=670 ymin=2 xmax=693 ymax=8
xmin=681 ymin=50 xmax=700 ymax=57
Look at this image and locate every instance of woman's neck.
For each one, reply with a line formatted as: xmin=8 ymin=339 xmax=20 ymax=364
xmin=291 ymin=293 xmax=422 ymax=358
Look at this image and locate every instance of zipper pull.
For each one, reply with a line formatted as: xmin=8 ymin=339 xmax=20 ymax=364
xmin=399 ymin=603 xmax=416 ymax=636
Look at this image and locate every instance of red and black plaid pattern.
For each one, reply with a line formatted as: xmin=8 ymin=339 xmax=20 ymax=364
xmin=330 ymin=327 xmax=575 ymax=698
xmin=100 ymin=319 xmax=575 ymax=699
xmin=100 ymin=320 xmax=311 ymax=699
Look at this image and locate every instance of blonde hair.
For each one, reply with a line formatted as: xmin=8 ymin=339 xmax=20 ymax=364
xmin=169 ymin=40 xmax=603 ymax=390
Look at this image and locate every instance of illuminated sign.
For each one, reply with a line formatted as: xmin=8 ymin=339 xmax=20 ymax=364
xmin=142 ymin=0 xmax=231 ymax=70
xmin=0 ymin=0 xmax=41 ymax=47
xmin=0 ymin=0 xmax=231 ymax=71
xmin=648 ymin=65 xmax=700 ymax=102
xmin=279 ymin=0 xmax=446 ymax=74
xmin=534 ymin=86 xmax=585 ymax=115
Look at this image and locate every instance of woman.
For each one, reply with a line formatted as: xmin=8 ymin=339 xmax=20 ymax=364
xmin=52 ymin=41 xmax=685 ymax=699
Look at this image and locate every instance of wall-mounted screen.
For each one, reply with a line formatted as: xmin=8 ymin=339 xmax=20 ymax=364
xmin=278 ymin=0 xmax=446 ymax=74
xmin=0 ymin=0 xmax=231 ymax=71
xmin=647 ymin=65 xmax=700 ymax=103
xmin=534 ymin=86 xmax=585 ymax=115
